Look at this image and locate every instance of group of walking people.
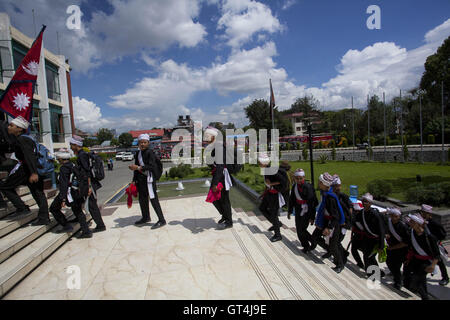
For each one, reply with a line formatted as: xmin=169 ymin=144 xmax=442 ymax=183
xmin=255 ymin=163 xmax=449 ymax=300
xmin=2 ymin=118 xmax=446 ymax=300
xmin=0 ymin=116 xmax=106 ymax=238
xmin=199 ymin=126 xmax=448 ymax=300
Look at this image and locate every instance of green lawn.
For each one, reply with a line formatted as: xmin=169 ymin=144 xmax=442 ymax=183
xmin=156 ymin=161 xmax=450 ymax=203
xmin=235 ymin=161 xmax=450 ymax=202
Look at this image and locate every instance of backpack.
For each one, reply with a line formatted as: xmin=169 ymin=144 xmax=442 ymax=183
xmin=88 ymin=152 xmax=105 ymax=181
xmin=153 ymin=154 xmax=163 ymax=181
xmin=69 ymin=164 xmax=89 ymax=200
xmin=22 ymin=134 xmax=55 ymax=176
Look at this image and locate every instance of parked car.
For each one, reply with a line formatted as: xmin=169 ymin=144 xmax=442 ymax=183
xmin=356 ymin=143 xmax=369 ymax=149
xmin=115 ymin=152 xmax=126 ymax=160
xmin=122 ymin=152 xmax=134 ymax=161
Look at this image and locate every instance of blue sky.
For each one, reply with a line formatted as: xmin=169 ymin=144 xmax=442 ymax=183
xmin=1 ymin=0 xmax=449 ymax=133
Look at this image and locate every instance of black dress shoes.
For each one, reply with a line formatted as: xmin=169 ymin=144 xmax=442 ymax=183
xmin=31 ymin=219 xmax=51 ymax=226
xmin=93 ymin=226 xmax=106 ymax=233
xmin=151 ymin=221 xmax=167 ymax=229
xmin=270 ymin=234 xmax=282 ymax=242
xmin=321 ymin=252 xmax=332 ymax=259
xmin=218 ymin=221 xmax=233 ymax=230
xmin=56 ymin=224 xmax=74 ymax=233
xmin=135 ymin=218 xmax=150 ymax=225
xmin=333 ymin=266 xmax=344 ymax=274
xmin=218 ymin=218 xmax=226 ymax=224
xmin=77 ymin=231 xmax=93 ymax=239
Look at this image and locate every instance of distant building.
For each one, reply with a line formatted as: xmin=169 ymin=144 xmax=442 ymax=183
xmin=0 ymin=13 xmax=75 ymax=152
xmin=175 ymin=115 xmax=194 ymax=132
xmin=283 ymin=112 xmax=322 ymax=136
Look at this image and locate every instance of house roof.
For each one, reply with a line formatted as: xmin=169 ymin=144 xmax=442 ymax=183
xmin=129 ymin=129 xmax=164 ymax=138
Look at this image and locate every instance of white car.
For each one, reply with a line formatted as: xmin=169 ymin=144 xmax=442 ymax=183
xmin=122 ymin=152 xmax=134 ymax=161
xmin=115 ymin=152 xmax=126 ymax=160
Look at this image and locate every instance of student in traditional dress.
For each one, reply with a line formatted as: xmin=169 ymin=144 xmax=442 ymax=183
xmin=287 ymin=168 xmax=316 ymax=253
xmin=332 ymin=175 xmax=352 ymax=265
xmin=310 ymin=172 xmax=345 ymax=273
xmin=129 ymin=134 xmax=166 ymax=228
xmin=419 ymin=204 xmax=449 ymax=286
xmin=258 ymin=153 xmax=287 ymax=242
xmin=385 ymin=208 xmax=409 ymax=290
xmin=403 ymin=214 xmax=440 ymax=300
xmin=204 ymin=127 xmax=234 ymax=229
xmin=350 ymin=201 xmax=366 ymax=269
xmin=356 ymin=193 xmax=386 ymax=277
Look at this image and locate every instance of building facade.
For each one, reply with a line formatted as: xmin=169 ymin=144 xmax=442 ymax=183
xmin=0 ymin=13 xmax=74 ymax=152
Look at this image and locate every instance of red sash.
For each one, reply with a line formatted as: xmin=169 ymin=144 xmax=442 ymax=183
xmin=406 ymin=249 xmax=432 ymax=261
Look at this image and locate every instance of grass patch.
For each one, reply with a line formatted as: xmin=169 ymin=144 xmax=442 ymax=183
xmin=235 ymin=161 xmax=450 ymax=204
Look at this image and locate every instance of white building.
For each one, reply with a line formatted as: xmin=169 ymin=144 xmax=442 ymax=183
xmin=0 ymin=13 xmax=74 ymax=152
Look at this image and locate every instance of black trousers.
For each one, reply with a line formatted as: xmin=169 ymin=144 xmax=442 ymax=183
xmin=362 ymin=237 xmax=379 ymax=272
xmin=403 ymin=259 xmax=430 ymax=300
xmin=136 ymin=177 xmax=165 ymax=222
xmin=212 ymin=189 xmax=232 ymax=223
xmin=88 ymin=189 xmax=105 ymax=228
xmin=294 ymin=209 xmax=313 ymax=250
xmin=351 ymin=234 xmax=365 ymax=267
xmin=386 ymin=247 xmax=408 ymax=285
xmin=311 ymin=227 xmax=329 ymax=251
xmin=0 ymin=166 xmax=49 ymax=221
xmin=50 ymin=195 xmax=90 ymax=233
xmin=259 ymin=194 xmax=281 ymax=236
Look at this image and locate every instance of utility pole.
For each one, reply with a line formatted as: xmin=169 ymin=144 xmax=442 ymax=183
xmin=383 ymin=92 xmax=386 ymax=162
xmin=367 ymin=95 xmax=370 ymax=160
xmin=352 ymin=96 xmax=355 ymax=161
xmin=400 ymin=89 xmax=404 ymax=162
xmin=419 ymin=91 xmax=423 ymax=163
xmin=308 ymin=123 xmax=314 ymax=189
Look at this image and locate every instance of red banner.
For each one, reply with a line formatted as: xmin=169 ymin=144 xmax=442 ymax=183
xmin=0 ymin=26 xmax=46 ymax=122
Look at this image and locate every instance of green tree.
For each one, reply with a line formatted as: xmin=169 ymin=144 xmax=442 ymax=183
xmin=119 ymin=132 xmax=134 ymax=148
xmin=420 ymin=36 xmax=450 ymax=107
xmin=111 ymin=138 xmax=119 ymax=146
xmin=97 ymin=128 xmax=114 ymax=145
xmin=244 ymin=99 xmax=293 ymax=136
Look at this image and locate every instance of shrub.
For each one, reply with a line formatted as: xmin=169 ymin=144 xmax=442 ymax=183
xmin=302 ymin=145 xmax=309 ymax=161
xmin=405 ymin=184 xmax=445 ymax=206
xmin=318 ymin=154 xmax=328 ymax=164
xmin=341 ymin=137 xmax=348 ymax=148
xmin=366 ymin=179 xmax=393 ymax=201
xmin=427 ymin=134 xmax=435 ymax=144
xmin=296 ymin=142 xmax=301 ymax=150
xmin=403 ymin=144 xmax=409 ymax=162
xmin=169 ymin=166 xmax=180 ymax=179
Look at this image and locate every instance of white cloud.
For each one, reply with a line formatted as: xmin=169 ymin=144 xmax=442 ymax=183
xmin=72 ymin=96 xmax=111 ymax=131
xmin=0 ymin=0 xmax=207 ymax=74
xmin=282 ymin=0 xmax=297 ymax=11
xmin=217 ymin=0 xmax=283 ymax=48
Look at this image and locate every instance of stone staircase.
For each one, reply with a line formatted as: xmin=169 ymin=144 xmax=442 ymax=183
xmin=0 ymin=182 xmax=91 ymax=298
xmin=231 ymin=208 xmax=421 ymax=300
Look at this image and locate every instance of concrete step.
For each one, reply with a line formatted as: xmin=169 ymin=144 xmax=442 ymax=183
xmin=0 ymin=212 xmax=92 ymax=298
xmin=0 ymin=189 xmax=58 ymax=237
xmin=0 ymin=219 xmax=59 ymax=264
xmin=234 ymin=210 xmax=419 ymax=300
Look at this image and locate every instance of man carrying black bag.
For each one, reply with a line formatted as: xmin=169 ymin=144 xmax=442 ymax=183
xmin=129 ymin=134 xmax=166 ymax=229
xmin=49 ymin=149 xmax=92 ymax=238
xmin=69 ymin=135 xmax=106 ymax=233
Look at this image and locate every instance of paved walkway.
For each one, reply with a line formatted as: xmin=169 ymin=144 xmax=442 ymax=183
xmin=5 ymin=195 xmax=448 ymax=300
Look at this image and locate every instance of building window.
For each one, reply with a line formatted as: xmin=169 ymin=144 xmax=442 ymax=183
xmin=296 ymin=127 xmax=302 ymax=131
xmin=50 ymin=104 xmax=64 ymax=142
xmin=0 ymin=42 xmax=14 ymax=84
xmin=31 ymin=103 xmax=43 ymax=142
xmin=45 ymin=61 xmax=61 ymax=101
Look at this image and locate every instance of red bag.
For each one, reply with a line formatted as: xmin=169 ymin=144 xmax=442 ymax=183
xmin=206 ymin=183 xmax=223 ymax=203
xmin=126 ymin=183 xmax=138 ymax=208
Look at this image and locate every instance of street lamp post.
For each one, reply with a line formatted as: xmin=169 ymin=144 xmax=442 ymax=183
xmin=442 ymin=80 xmax=445 ymax=163
xmin=367 ymin=95 xmax=370 ymax=160
xmin=418 ymin=90 xmax=424 ymax=163
xmin=352 ymin=96 xmax=355 ymax=161
xmin=383 ymin=92 xmax=386 ymax=162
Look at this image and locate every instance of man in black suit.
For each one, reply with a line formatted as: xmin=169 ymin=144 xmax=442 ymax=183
xmin=69 ymin=135 xmax=106 ymax=233
xmin=129 ymin=133 xmax=166 ymax=229
xmin=204 ymin=127 xmax=234 ymax=230
xmin=0 ymin=116 xmax=49 ymax=224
